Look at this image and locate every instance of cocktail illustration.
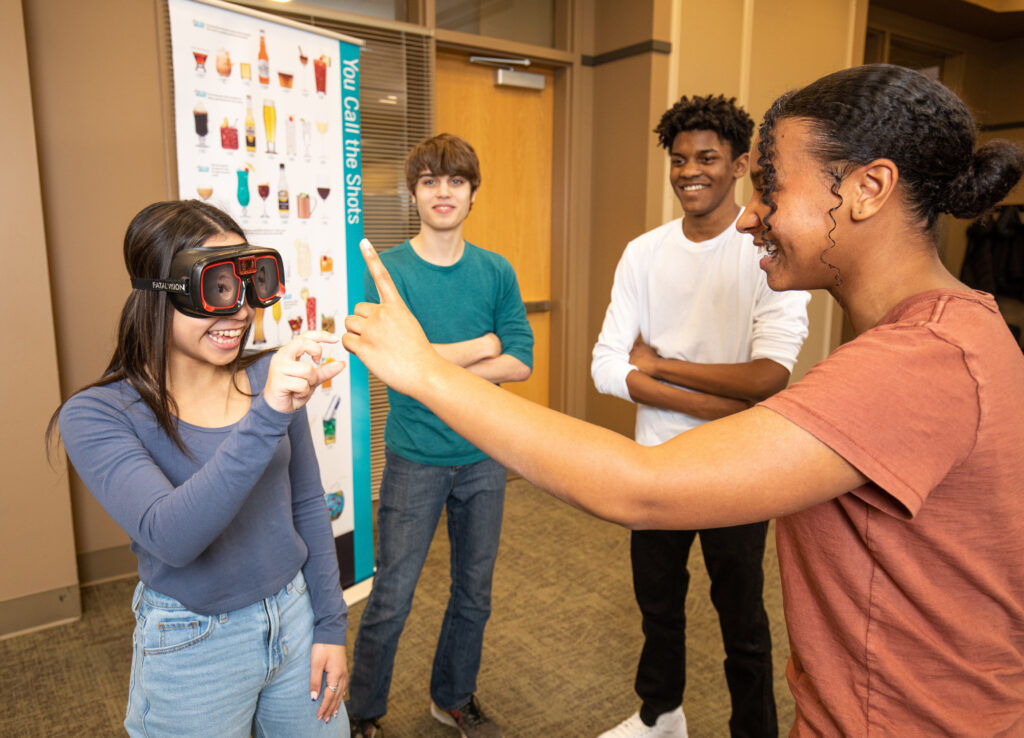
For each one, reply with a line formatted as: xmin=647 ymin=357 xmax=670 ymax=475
xmin=316 ymin=119 xmax=328 ymax=158
xmin=301 ymin=118 xmax=312 ymax=157
xmin=193 ymin=49 xmax=208 ymax=76
xmin=196 ymin=183 xmax=213 ymax=200
xmin=278 ymin=71 xmax=294 ymax=91
xmin=313 ymin=54 xmax=329 ymax=97
xmin=287 ymin=317 xmax=302 ymax=338
xmin=321 ymin=313 xmax=335 ymax=333
xmin=295 ymin=239 xmax=311 ymax=279
xmin=194 ymin=102 xmax=208 ymax=147
xmin=263 ymin=98 xmax=277 ymax=154
xmin=257 ymin=181 xmax=271 ymax=217
xmin=298 ymin=46 xmax=309 ymax=94
xmin=322 ymin=394 xmax=340 ymax=445
xmin=216 ymin=49 xmax=232 ymax=81
xmin=286 ymin=115 xmax=296 ymax=156
xmin=236 ymin=165 xmax=252 ymax=217
xmin=240 ymin=62 xmax=251 ymax=84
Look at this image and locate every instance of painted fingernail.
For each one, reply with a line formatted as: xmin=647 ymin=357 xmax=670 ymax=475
xmin=310 ymin=690 xmax=318 ymax=701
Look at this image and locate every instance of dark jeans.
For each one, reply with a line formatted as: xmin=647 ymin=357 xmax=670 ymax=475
xmin=632 ymin=523 xmax=777 ymax=738
xmin=347 ymin=449 xmax=506 ymax=720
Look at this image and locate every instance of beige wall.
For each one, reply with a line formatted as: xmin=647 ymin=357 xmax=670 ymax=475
xmin=1 ymin=0 xmax=80 ymax=634
xmin=21 ymin=0 xmax=175 ymax=586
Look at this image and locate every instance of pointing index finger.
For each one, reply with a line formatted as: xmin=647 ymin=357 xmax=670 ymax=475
xmin=360 ymin=239 xmax=404 ymax=305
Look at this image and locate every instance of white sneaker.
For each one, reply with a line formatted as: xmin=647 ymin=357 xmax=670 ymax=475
xmin=597 ymin=707 xmax=688 ymax=738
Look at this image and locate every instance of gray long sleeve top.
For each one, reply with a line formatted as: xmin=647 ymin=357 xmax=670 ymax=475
xmin=59 ymin=353 xmax=347 ymax=644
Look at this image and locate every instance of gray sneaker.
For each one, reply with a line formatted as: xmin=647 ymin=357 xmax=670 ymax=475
xmin=430 ymin=695 xmax=502 ymax=738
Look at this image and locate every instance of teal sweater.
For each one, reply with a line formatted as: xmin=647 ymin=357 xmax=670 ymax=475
xmin=365 ymin=240 xmax=534 ymax=465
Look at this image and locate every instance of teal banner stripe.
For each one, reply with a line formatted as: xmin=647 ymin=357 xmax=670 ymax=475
xmin=339 ymin=39 xmax=373 ymax=583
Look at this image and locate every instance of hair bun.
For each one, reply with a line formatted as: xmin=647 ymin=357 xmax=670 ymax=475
xmin=940 ymin=140 xmax=1024 ymax=219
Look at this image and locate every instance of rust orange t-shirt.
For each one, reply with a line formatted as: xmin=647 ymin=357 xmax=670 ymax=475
xmin=762 ymin=289 xmax=1024 ymax=736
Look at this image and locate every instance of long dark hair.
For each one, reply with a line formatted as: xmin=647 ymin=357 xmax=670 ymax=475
xmin=755 ymin=64 xmax=1024 ymax=254
xmin=48 ymin=200 xmax=266 ymax=452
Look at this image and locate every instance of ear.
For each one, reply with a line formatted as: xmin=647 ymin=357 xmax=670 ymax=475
xmin=470 ymin=188 xmax=478 ymax=205
xmin=732 ymin=151 xmax=750 ymax=179
xmin=849 ymin=159 xmax=898 ymax=221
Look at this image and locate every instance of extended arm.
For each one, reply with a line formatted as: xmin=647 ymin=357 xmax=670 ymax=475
xmin=630 ymin=340 xmax=791 ymax=403
xmin=344 ymin=243 xmax=866 ymax=529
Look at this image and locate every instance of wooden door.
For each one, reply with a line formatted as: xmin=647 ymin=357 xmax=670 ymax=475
xmin=436 ymin=50 xmax=553 ymax=407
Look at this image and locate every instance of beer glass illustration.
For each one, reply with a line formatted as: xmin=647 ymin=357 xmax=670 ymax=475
xmin=271 ymin=299 xmax=283 ymax=343
xmin=194 ymin=102 xmax=208 ymax=147
xmin=253 ymin=307 xmax=266 ymax=344
xmin=263 ymin=98 xmax=277 ymax=154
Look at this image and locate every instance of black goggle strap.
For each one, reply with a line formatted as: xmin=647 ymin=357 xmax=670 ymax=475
xmin=131 ymin=276 xmax=191 ymax=295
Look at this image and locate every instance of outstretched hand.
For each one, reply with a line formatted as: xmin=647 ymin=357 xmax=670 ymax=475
xmin=264 ymin=331 xmax=347 ymax=413
xmin=343 ymin=239 xmax=444 ymax=395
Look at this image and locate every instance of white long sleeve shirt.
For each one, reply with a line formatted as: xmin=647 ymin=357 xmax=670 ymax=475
xmin=592 ymin=216 xmax=810 ymax=447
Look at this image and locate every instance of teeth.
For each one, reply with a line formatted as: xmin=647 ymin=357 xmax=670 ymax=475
xmin=681 ymin=184 xmax=706 ymax=191
xmin=209 ymin=329 xmax=242 ymax=338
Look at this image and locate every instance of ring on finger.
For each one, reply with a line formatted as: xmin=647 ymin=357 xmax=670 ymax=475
xmin=327 ymin=684 xmax=339 ymax=693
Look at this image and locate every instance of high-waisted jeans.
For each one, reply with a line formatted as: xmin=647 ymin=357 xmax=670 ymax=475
xmin=125 ymin=570 xmax=348 ymax=738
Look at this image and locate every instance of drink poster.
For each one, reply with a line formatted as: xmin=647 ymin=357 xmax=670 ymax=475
xmin=168 ymin=0 xmax=372 ymax=589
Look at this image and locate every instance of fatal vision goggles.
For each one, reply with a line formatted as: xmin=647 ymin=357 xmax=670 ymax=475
xmin=131 ymin=244 xmax=285 ymax=318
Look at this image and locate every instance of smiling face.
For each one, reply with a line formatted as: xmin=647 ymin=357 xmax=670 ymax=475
xmin=412 ymin=171 xmax=476 ymax=235
xmin=669 ymin=129 xmax=748 ymax=220
xmin=738 ymin=117 xmax=850 ymax=293
xmin=167 ymin=232 xmax=253 ymax=370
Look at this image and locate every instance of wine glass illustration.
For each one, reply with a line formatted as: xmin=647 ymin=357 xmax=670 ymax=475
xmin=258 ymin=181 xmax=271 ymax=217
xmin=236 ymin=165 xmax=251 ymax=218
xmin=316 ymin=119 xmax=328 ymax=158
xmin=317 ymin=171 xmax=330 ymax=219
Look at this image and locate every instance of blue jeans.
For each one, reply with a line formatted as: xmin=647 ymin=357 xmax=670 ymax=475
xmin=348 ymin=449 xmax=506 ymax=719
xmin=125 ymin=570 xmax=348 ymax=738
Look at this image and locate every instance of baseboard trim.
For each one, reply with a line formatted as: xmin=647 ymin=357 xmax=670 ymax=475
xmin=77 ymin=544 xmax=137 ymax=586
xmin=0 ymin=585 xmax=82 ymax=640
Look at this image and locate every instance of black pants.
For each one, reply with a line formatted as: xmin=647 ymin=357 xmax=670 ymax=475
xmin=632 ymin=523 xmax=777 ymax=738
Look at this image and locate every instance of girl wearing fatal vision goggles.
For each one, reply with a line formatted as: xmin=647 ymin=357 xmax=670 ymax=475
xmin=51 ymin=200 xmax=349 ymax=735
xmin=131 ymin=243 xmax=286 ymax=317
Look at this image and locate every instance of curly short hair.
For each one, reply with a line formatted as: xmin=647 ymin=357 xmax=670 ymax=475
xmin=405 ymin=133 xmax=482 ymax=193
xmin=654 ymin=94 xmax=754 ymax=160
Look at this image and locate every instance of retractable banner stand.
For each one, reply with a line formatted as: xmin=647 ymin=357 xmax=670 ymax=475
xmin=168 ymin=0 xmax=373 ymax=591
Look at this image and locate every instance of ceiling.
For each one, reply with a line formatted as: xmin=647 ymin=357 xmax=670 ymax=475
xmin=871 ymin=0 xmax=1024 ymax=40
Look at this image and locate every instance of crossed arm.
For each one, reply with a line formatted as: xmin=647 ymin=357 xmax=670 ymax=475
xmin=625 ymin=340 xmax=791 ymax=420
xmin=433 ymin=332 xmax=531 ymax=383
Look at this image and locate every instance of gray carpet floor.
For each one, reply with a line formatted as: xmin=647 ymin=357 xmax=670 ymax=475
xmin=0 ymin=479 xmax=793 ymax=736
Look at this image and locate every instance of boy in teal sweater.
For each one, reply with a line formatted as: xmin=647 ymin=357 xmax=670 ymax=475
xmin=348 ymin=134 xmax=533 ymax=738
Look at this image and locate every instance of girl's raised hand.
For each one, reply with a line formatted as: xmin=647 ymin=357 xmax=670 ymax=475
xmin=264 ymin=331 xmax=347 ymax=413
